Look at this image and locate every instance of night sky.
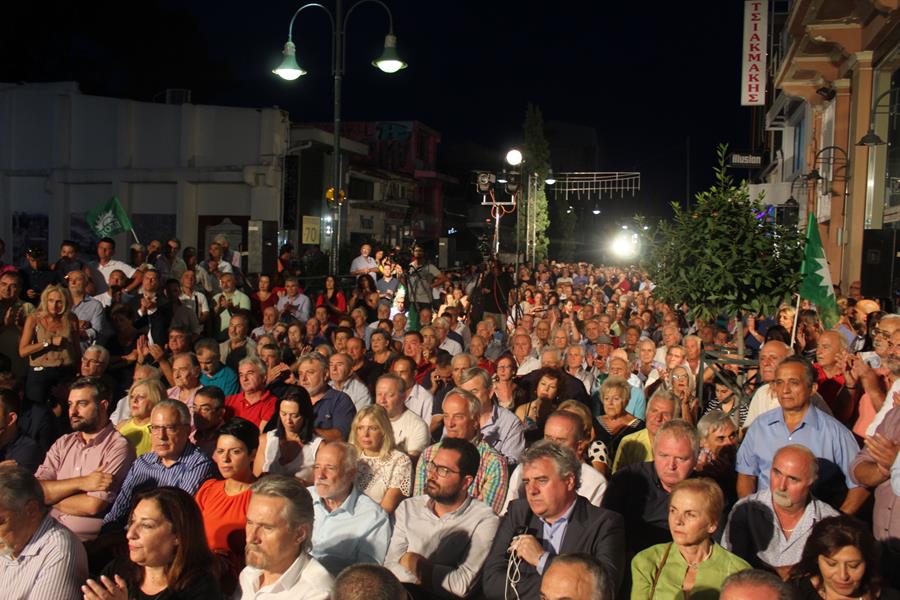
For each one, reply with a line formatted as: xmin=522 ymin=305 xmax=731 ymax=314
xmin=1 ymin=0 xmax=754 ymax=221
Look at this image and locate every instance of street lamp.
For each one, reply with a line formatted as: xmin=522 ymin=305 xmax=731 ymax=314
xmin=273 ymin=0 xmax=407 ymax=274
xmin=857 ymin=87 xmax=900 ymax=146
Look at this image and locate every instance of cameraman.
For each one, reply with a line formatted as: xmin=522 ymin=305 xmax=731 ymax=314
xmin=406 ymin=245 xmax=446 ymax=311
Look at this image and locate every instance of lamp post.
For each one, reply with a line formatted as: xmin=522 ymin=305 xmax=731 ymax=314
xmin=857 ymin=87 xmax=900 ymax=147
xmin=273 ymin=0 xmax=407 ymax=275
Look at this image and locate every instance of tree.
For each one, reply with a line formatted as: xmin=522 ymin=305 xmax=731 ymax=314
xmin=522 ymin=104 xmax=552 ymax=261
xmin=645 ymin=145 xmax=804 ymax=328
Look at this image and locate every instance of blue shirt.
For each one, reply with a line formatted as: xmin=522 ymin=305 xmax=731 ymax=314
xmin=313 ymin=388 xmax=357 ymax=439
xmin=479 ymin=401 xmax=526 ymax=466
xmin=536 ymin=499 xmax=577 ymax=574
xmin=308 ymin=485 xmax=392 ymax=576
xmin=736 ymin=404 xmax=860 ymax=503
xmin=101 ymin=443 xmax=213 ymax=531
xmin=200 ymin=364 xmax=240 ymax=396
xmin=72 ymin=296 xmax=109 ymax=349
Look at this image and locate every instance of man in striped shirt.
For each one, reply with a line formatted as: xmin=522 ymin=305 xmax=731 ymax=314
xmin=0 ymin=465 xmax=87 ymax=600
xmin=101 ymin=400 xmax=213 ymax=532
xmin=413 ymin=388 xmax=508 ymax=514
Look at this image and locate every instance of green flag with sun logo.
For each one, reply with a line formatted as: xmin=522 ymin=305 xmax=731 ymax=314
xmin=798 ymin=213 xmax=840 ymax=329
xmin=86 ymin=196 xmax=134 ymax=239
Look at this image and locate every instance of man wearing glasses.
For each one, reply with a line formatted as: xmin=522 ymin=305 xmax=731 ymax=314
xmin=100 ymin=399 xmax=213 ymax=532
xmin=384 ymin=438 xmax=499 ymax=599
xmin=35 ymin=377 xmax=135 ymax=541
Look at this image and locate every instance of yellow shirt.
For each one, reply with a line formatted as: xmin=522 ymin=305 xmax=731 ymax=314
xmin=612 ymin=428 xmax=652 ymax=472
xmin=118 ymin=419 xmax=152 ymax=457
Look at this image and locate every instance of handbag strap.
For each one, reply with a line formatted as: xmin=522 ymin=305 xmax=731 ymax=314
xmin=648 ymin=542 xmax=673 ymax=599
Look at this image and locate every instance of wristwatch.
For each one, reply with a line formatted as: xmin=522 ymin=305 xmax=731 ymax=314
xmin=43 ymin=341 xmax=50 ymax=348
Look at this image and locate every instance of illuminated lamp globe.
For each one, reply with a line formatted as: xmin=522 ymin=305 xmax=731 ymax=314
xmin=273 ymin=41 xmax=306 ymax=80
xmin=505 ymin=149 xmax=523 ymax=166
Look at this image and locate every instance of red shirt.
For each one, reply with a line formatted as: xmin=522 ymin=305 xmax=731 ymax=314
xmin=813 ymin=363 xmax=855 ymax=426
xmin=415 ymin=358 xmax=435 ymax=386
xmin=224 ymin=390 xmax=277 ymax=428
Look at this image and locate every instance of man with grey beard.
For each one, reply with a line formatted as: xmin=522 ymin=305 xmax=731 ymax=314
xmin=721 ymin=444 xmax=838 ymax=580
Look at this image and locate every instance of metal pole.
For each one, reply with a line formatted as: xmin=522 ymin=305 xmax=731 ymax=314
xmin=493 ymin=210 xmax=500 ymax=256
xmin=331 ymin=0 xmax=344 ymax=276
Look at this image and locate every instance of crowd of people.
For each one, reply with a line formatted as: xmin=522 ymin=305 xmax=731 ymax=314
xmin=0 ymin=234 xmax=898 ymax=600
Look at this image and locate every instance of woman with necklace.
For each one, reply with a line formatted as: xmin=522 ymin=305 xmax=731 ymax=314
xmin=194 ymin=418 xmax=259 ymax=594
xmin=789 ymin=515 xmax=899 ymax=600
xmin=594 ymin=376 xmax=644 ymax=463
xmin=19 ymin=284 xmax=80 ymax=406
xmin=348 ymin=404 xmax=411 ymax=514
xmin=631 ymin=478 xmax=750 ymax=599
xmin=492 ymin=354 xmax=518 ymax=410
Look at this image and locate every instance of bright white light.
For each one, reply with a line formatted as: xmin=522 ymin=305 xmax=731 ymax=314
xmin=621 ymin=225 xmax=629 ymax=229
xmin=323 ymin=215 xmax=333 ymax=223
xmin=375 ymin=59 xmax=404 ymax=74
xmin=610 ymin=234 xmax=638 ymax=259
xmin=592 ymin=208 xmax=601 ymax=215
xmin=643 ymin=225 xmax=649 ymax=230
xmin=506 ymin=149 xmax=523 ymax=166
xmin=274 ymin=67 xmax=303 ymax=80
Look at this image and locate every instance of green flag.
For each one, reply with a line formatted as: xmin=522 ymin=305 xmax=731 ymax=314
xmin=85 ymin=196 xmax=133 ymax=238
xmin=798 ymin=213 xmax=840 ymax=329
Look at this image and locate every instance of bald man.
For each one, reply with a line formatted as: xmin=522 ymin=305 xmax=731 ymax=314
xmin=725 ymin=444 xmax=839 ymax=579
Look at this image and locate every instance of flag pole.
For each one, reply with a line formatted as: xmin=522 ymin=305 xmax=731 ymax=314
xmin=789 ymin=292 xmax=801 ymax=348
xmin=130 ymin=229 xmax=141 ymax=245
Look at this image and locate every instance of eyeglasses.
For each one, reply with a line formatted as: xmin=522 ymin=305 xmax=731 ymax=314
xmin=149 ymin=424 xmax=186 ymax=436
xmin=425 ymin=461 xmax=459 ymax=477
xmin=874 ymin=328 xmax=891 ymax=339
xmin=672 ymin=374 xmax=689 ymax=381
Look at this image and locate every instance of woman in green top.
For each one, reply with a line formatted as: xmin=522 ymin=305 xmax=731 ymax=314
xmin=117 ymin=378 xmax=166 ymax=456
xmin=631 ymin=478 xmax=750 ymax=599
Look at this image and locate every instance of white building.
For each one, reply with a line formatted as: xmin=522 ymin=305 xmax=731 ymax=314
xmin=0 ymin=82 xmax=289 ymax=264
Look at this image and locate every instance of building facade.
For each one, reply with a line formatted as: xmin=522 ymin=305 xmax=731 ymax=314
xmin=0 ymin=82 xmax=289 ymax=265
xmin=761 ymin=0 xmax=900 ymax=295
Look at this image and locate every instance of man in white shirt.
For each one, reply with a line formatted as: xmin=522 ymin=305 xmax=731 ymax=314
xmin=384 ymin=438 xmax=499 ymax=598
xmin=512 ymin=333 xmax=541 ymax=376
xmin=391 ymin=356 xmax=437 ymax=429
xmin=329 ymin=352 xmax=371 ymax=411
xmin=238 ymin=475 xmax=333 ymax=600
xmin=375 ymin=373 xmax=430 ymax=458
xmin=743 ymin=341 xmax=832 ymax=429
xmin=503 ymin=411 xmax=607 ymax=513
xmin=88 ymin=237 xmax=138 ymax=295
xmin=433 ymin=317 xmax=463 ymax=356
xmin=349 ymin=244 xmax=379 ymax=283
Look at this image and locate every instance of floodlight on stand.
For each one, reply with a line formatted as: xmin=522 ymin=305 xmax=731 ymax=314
xmin=372 ymin=34 xmax=407 ymax=73
xmin=497 ymin=170 xmax=508 ymax=184
xmin=857 ymin=128 xmax=885 ymax=146
xmin=591 ymin=200 xmax=601 ymax=215
xmin=545 ymin=169 xmax=556 ymax=185
xmin=505 ymin=149 xmax=523 ymax=166
xmin=273 ymin=41 xmax=306 ymax=80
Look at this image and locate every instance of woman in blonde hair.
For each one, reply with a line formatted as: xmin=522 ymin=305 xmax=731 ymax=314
xmin=19 ymin=283 xmax=81 ymax=407
xmin=348 ymin=404 xmax=411 ymax=514
xmin=117 ymin=378 xmax=167 ymax=456
xmin=631 ymin=478 xmax=750 ymax=599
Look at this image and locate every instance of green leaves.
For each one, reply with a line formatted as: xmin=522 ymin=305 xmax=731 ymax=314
xmin=645 ymin=144 xmax=804 ymax=322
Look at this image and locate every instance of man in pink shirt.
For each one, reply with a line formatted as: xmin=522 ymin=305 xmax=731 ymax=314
xmin=35 ymin=377 xmax=135 ymax=541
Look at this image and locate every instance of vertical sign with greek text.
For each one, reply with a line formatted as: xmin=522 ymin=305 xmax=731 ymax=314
xmin=741 ymin=0 xmax=768 ymax=106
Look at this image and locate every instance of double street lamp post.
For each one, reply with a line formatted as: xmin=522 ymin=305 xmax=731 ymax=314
xmin=273 ymin=0 xmax=407 ymax=274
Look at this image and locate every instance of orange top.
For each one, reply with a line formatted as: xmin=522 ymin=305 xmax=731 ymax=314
xmin=194 ymin=478 xmax=252 ymax=576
